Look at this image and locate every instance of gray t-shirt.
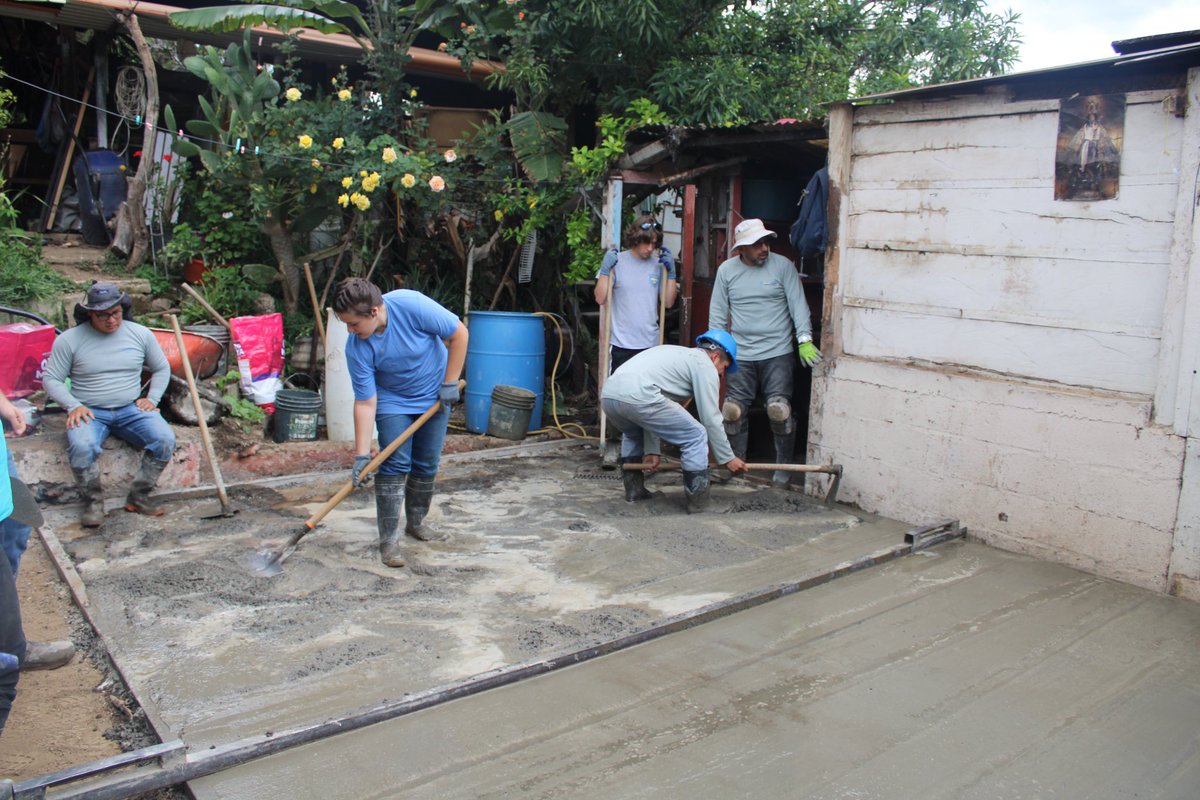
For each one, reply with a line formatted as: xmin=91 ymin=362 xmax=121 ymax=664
xmin=709 ymin=252 xmax=813 ymax=361
xmin=43 ymin=321 xmax=171 ymax=411
xmin=601 ymin=345 xmax=735 ymax=464
xmin=598 ymin=249 xmax=666 ymax=350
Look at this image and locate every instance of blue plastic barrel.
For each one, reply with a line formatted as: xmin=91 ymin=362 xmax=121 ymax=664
xmin=465 ymin=311 xmax=545 ymax=434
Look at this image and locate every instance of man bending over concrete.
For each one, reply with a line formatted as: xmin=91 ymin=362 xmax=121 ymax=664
xmin=43 ymin=282 xmax=175 ymax=527
xmin=601 ymin=331 xmax=747 ymax=512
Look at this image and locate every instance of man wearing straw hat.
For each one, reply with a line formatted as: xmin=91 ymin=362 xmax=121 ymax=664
xmin=43 ymin=281 xmax=175 ymax=527
xmin=709 ymin=218 xmax=821 ymax=485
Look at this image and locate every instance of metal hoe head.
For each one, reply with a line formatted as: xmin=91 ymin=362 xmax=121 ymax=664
xmin=245 ymin=547 xmax=290 ymax=578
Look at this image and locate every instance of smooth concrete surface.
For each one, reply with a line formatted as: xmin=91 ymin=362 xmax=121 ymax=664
xmin=191 ymin=541 xmax=1200 ymax=800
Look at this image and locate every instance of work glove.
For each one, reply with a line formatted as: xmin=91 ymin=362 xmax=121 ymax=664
xmin=438 ymin=381 xmax=460 ymax=412
xmin=659 ymin=246 xmax=676 ymax=281
xmin=797 ymin=341 xmax=823 ymax=368
xmin=351 ymin=454 xmax=373 ymax=488
xmin=598 ymin=248 xmax=619 ymax=276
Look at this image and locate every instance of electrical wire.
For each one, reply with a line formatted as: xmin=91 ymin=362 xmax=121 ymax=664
xmin=447 ymin=311 xmax=592 ymax=440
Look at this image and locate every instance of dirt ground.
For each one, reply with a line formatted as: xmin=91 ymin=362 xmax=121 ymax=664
xmin=0 ymin=535 xmax=126 ymax=776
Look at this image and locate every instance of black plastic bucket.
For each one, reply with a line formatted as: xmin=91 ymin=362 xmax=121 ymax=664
xmin=273 ymin=388 xmax=322 ymax=443
xmin=487 ymin=385 xmax=536 ymax=441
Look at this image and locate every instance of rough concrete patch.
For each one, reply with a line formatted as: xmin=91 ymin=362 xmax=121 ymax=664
xmin=46 ymin=449 xmax=865 ymax=748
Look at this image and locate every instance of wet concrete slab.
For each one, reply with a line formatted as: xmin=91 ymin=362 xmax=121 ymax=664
xmin=190 ymin=540 xmax=1200 ymax=800
xmin=43 ymin=442 xmax=880 ymax=750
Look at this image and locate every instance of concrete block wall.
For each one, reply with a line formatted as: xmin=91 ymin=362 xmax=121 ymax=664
xmin=809 ymin=357 xmax=1185 ymax=592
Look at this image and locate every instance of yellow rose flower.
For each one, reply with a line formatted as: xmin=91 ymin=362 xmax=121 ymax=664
xmin=360 ymin=170 xmax=368 ymax=177
xmin=352 ymin=193 xmax=371 ymax=211
xmin=341 ymin=176 xmax=353 ymax=188
xmin=444 ymin=148 xmax=457 ymax=163
xmin=362 ymin=172 xmax=380 ymax=192
xmin=285 ymin=87 xmax=302 ymax=102
xmin=338 ymin=89 xmax=351 ymax=102
xmin=382 ymin=146 xmax=397 ymax=163
xmin=298 ymin=134 xmax=313 ymax=148
xmin=331 ymin=77 xmax=339 ymax=86
xmin=311 ymin=158 xmax=321 ymax=168
xmin=401 ymin=173 xmax=416 ymax=188
xmin=494 ymin=209 xmax=503 ymax=222
xmin=337 ymin=193 xmax=350 ymax=207
xmin=410 ymin=89 xmax=418 ymax=98
xmin=309 ymin=183 xmax=318 ymax=194
xmin=429 ymin=176 xmax=445 ymax=192
xmin=332 ymin=137 xmax=345 ymax=150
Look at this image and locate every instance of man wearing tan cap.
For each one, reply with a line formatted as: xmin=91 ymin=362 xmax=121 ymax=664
xmin=709 ymin=218 xmax=821 ymax=484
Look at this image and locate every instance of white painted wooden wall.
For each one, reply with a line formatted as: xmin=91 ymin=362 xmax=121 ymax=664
xmin=812 ymin=74 xmax=1200 ymax=595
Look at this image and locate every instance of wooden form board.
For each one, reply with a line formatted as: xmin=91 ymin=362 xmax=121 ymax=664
xmin=836 ymin=86 xmax=1189 ymax=398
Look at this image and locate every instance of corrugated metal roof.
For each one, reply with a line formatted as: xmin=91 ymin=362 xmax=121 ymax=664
xmin=0 ymin=0 xmax=502 ymax=81
xmin=848 ymin=38 xmax=1200 ymax=105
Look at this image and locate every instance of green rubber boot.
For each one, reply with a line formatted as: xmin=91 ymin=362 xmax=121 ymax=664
xmin=375 ymin=474 xmax=407 ymax=568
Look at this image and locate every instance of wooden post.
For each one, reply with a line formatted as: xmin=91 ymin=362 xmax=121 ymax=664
xmin=597 ymin=178 xmax=622 ymax=450
xmin=43 ymin=68 xmax=93 ymax=232
xmin=110 ymin=11 xmax=159 ymax=268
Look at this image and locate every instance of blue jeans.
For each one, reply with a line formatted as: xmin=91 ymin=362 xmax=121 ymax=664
xmin=602 ymin=397 xmax=710 ymax=472
xmin=66 ymin=404 xmax=176 ymax=472
xmin=0 ymin=451 xmax=29 ymax=576
xmin=375 ymin=406 xmax=449 ymax=478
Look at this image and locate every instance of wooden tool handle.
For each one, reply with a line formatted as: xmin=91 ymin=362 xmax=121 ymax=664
xmin=624 ymin=462 xmax=841 ymax=474
xmin=303 ymin=263 xmax=326 ymax=353
xmin=304 ymin=380 xmax=465 ymax=529
xmin=168 ymin=314 xmax=230 ymax=506
xmin=181 ymin=283 xmax=231 ymax=329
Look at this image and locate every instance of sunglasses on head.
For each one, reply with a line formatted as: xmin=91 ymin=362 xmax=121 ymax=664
xmin=639 ymin=222 xmax=662 ymax=231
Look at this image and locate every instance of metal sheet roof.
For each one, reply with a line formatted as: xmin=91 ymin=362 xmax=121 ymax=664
xmin=849 ymin=38 xmax=1200 ymax=105
xmin=0 ymin=0 xmax=502 ymax=81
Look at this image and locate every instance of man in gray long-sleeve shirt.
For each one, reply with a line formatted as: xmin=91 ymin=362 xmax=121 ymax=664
xmin=43 ymin=282 xmax=175 ymax=527
xmin=601 ymin=331 xmax=747 ymax=513
xmin=709 ymin=218 xmax=822 ymax=484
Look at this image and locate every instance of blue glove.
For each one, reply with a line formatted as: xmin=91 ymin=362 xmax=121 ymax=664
xmin=797 ymin=341 xmax=823 ymax=368
xmin=658 ymin=245 xmax=676 ymax=281
xmin=351 ymin=454 xmax=373 ymax=488
xmin=598 ymin=248 xmax=618 ymax=276
xmin=439 ymin=381 xmax=460 ymax=411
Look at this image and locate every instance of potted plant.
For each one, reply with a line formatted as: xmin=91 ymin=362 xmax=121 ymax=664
xmin=160 ymin=222 xmax=208 ymax=284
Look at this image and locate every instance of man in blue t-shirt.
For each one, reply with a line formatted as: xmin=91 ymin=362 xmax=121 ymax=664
xmin=333 ymin=279 xmax=468 ymax=568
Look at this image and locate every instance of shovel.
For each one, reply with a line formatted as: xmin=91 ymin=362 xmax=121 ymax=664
xmin=168 ymin=314 xmax=236 ymax=519
xmin=248 ymin=383 xmax=462 ymax=577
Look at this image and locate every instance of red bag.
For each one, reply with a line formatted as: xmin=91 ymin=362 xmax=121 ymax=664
xmin=230 ymin=313 xmax=285 ymax=413
xmin=0 ymin=322 xmax=56 ymax=399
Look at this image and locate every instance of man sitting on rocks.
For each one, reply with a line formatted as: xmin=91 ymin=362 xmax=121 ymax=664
xmin=43 ymin=282 xmax=175 ymax=527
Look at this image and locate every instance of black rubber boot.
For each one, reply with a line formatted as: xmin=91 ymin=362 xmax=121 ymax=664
xmin=620 ymin=457 xmax=653 ymax=502
xmin=375 ymin=474 xmax=406 ymax=568
xmin=73 ymin=465 xmax=105 ymax=528
xmin=682 ymin=469 xmax=711 ymax=514
xmin=124 ymin=454 xmax=169 ymax=516
xmin=405 ymin=474 xmax=449 ymax=541
xmin=772 ymin=431 xmax=796 ymax=486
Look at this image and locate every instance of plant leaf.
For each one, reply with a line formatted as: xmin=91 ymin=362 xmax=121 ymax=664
xmin=507 ymin=111 xmax=567 ymax=182
xmin=168 ymin=5 xmax=353 ymax=36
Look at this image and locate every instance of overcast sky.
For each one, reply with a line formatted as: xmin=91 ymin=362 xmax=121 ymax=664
xmin=989 ymin=0 xmax=1200 ymax=71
